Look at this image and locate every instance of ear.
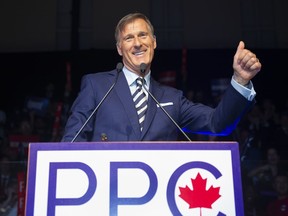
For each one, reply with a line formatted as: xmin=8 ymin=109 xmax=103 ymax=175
xmin=116 ymin=44 xmax=123 ymax=56
xmin=153 ymin=35 xmax=157 ymax=49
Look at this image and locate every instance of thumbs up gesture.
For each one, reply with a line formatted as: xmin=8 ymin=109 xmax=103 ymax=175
xmin=233 ymin=41 xmax=262 ymax=86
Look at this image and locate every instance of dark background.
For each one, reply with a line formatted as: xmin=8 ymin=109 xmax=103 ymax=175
xmin=0 ymin=0 xmax=287 ymax=113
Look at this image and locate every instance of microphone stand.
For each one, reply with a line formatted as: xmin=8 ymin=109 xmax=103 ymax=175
xmin=240 ymin=133 xmax=254 ymax=162
xmin=140 ymin=63 xmax=191 ymax=141
xmin=71 ymin=63 xmax=123 ymax=142
xmin=143 ymin=84 xmax=192 ymax=141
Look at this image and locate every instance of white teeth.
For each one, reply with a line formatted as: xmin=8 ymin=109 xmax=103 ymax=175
xmin=134 ymin=51 xmax=144 ymax=56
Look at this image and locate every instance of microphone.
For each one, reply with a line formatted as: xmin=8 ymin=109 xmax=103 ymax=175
xmin=140 ymin=63 xmax=146 ymax=74
xmin=71 ymin=62 xmax=123 ymax=142
xmin=140 ymin=63 xmax=192 ymax=141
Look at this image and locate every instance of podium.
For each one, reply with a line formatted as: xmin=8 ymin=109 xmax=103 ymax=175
xmin=25 ymin=141 xmax=244 ymax=216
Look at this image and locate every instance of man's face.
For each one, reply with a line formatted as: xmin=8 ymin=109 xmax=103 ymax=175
xmin=116 ymin=18 xmax=157 ymax=75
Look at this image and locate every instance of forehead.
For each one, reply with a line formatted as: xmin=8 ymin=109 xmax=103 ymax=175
xmin=121 ymin=18 xmax=149 ymax=35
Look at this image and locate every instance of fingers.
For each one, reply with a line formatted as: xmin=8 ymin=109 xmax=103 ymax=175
xmin=235 ymin=41 xmax=261 ymax=72
xmin=239 ymin=53 xmax=261 ymax=71
xmin=250 ymin=59 xmax=261 ymax=72
xmin=237 ymin=47 xmax=252 ymax=64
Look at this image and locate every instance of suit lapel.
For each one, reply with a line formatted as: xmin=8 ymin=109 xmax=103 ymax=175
xmin=113 ymin=72 xmax=164 ymax=140
xmin=115 ymin=72 xmax=142 ymax=137
xmin=141 ymin=78 xmax=164 ymax=139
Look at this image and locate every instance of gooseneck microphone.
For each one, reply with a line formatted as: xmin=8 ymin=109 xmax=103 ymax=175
xmin=140 ymin=63 xmax=147 ymax=75
xmin=139 ymin=63 xmax=192 ymax=141
xmin=71 ymin=62 xmax=123 ymax=142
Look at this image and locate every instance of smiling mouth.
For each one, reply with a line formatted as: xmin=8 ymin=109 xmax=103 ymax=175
xmin=133 ymin=50 xmax=146 ymax=56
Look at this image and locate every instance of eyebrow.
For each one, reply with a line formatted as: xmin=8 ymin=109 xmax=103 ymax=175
xmin=123 ymin=31 xmax=148 ymax=39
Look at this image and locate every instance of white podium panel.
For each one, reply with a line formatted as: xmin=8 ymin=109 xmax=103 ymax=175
xmin=25 ymin=141 xmax=244 ymax=216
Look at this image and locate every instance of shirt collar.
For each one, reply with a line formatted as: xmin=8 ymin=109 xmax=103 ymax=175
xmin=122 ymin=66 xmax=151 ymax=88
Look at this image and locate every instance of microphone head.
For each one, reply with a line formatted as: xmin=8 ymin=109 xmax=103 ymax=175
xmin=116 ymin=62 xmax=123 ymax=72
xmin=140 ymin=63 xmax=147 ymax=74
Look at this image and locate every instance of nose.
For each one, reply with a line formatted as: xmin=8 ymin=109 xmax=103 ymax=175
xmin=133 ymin=37 xmax=142 ymax=48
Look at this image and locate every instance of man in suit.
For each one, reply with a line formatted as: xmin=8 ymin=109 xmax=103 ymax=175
xmin=61 ymin=12 xmax=261 ymax=142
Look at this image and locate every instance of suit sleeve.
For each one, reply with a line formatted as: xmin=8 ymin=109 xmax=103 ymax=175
xmin=180 ymin=84 xmax=254 ymax=135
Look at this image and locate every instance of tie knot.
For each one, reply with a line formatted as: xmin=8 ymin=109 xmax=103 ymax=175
xmin=136 ymin=77 xmax=144 ymax=87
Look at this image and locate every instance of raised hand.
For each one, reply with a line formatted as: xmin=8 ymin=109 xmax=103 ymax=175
xmin=233 ymin=41 xmax=262 ymax=85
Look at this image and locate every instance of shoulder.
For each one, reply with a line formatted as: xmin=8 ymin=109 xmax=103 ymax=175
xmin=83 ymin=69 xmax=118 ymax=80
xmin=81 ymin=69 xmax=118 ymax=85
xmin=79 ymin=69 xmax=118 ymax=90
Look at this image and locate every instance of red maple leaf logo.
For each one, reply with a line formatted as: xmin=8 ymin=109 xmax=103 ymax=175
xmin=179 ymin=172 xmax=221 ymax=212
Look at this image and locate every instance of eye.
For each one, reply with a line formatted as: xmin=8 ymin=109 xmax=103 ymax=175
xmin=139 ymin=32 xmax=148 ymax=38
xmin=124 ymin=35 xmax=133 ymax=42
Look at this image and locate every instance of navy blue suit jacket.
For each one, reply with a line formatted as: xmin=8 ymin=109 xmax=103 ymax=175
xmin=62 ymin=69 xmax=254 ymax=142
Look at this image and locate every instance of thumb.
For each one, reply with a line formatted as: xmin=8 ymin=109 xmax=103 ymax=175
xmin=237 ymin=41 xmax=245 ymax=52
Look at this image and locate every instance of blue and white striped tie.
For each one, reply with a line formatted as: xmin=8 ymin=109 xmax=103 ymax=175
xmin=132 ymin=77 xmax=148 ymax=131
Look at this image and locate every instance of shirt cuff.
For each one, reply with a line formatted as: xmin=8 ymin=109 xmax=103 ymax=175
xmin=231 ymin=77 xmax=256 ymax=101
